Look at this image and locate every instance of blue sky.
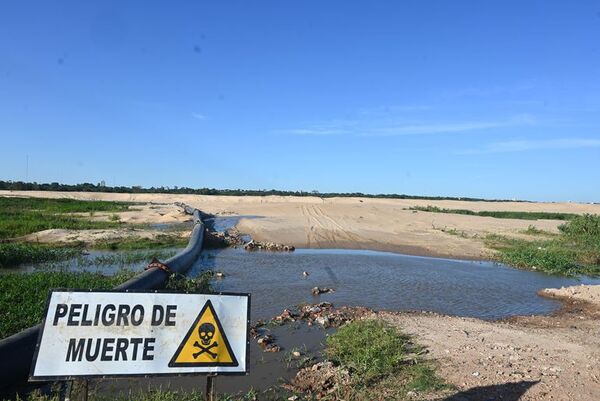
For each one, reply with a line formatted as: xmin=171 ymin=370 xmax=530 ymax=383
xmin=1 ymin=1 xmax=599 ymax=202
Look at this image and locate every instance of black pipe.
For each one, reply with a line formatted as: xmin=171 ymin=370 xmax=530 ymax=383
xmin=0 ymin=204 xmax=205 ymax=391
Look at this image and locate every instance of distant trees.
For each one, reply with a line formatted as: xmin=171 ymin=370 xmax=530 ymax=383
xmin=0 ymin=180 xmax=520 ymax=202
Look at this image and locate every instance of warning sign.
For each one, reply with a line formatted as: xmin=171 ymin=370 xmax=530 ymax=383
xmin=30 ymin=291 xmax=249 ymax=380
xmin=169 ymin=300 xmax=238 ymax=367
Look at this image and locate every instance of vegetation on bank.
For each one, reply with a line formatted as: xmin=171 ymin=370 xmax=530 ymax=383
xmin=0 ymin=242 xmax=181 ymax=269
xmin=93 ymin=235 xmax=188 ymax=251
xmin=0 ymin=269 xmax=213 ymax=340
xmin=22 ymin=388 xmax=260 ymax=401
xmin=0 ymin=197 xmax=189 ymax=269
xmin=1 ymin=179 xmax=525 ymax=202
xmin=409 ymin=205 xmax=577 ymax=221
xmin=0 ymin=197 xmax=132 ymax=240
xmin=325 ymin=319 xmax=447 ymax=399
xmin=487 ymin=214 xmax=600 ymax=276
xmin=0 ymin=243 xmax=80 ymax=268
xmin=0 ymin=270 xmax=136 ymax=339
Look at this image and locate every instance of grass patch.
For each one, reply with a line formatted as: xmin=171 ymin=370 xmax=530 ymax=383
xmin=23 ymin=388 xmax=262 ymax=401
xmin=0 ymin=270 xmax=135 ymax=339
xmin=521 ymin=225 xmax=552 ymax=236
xmin=0 ymin=243 xmax=81 ymax=268
xmin=326 ymin=319 xmax=447 ymax=399
xmin=165 ymin=271 xmax=214 ymax=294
xmin=487 ymin=214 xmax=600 ymax=276
xmin=409 ymin=205 xmax=577 ymax=221
xmin=0 ymin=269 xmax=211 ymax=340
xmin=0 ymin=197 xmax=134 ymax=240
xmin=93 ymin=235 xmax=188 ymax=251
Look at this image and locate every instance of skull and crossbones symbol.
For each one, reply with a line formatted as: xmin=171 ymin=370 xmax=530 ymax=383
xmin=193 ymin=322 xmax=218 ymax=359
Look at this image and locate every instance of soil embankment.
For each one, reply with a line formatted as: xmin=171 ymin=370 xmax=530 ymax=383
xmin=380 ymin=285 xmax=600 ymax=400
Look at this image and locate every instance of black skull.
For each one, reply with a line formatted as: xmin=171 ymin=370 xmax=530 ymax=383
xmin=198 ymin=323 xmax=215 ymax=345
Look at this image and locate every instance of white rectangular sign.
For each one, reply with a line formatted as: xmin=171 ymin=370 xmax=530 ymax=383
xmin=30 ymin=291 xmax=250 ymax=380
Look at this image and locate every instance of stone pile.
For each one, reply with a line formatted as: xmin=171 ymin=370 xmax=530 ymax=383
xmin=204 ymin=229 xmax=245 ymax=249
xmin=244 ymin=240 xmax=295 ymax=252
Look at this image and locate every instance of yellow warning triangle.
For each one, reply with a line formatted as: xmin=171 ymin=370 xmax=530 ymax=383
xmin=169 ymin=300 xmax=238 ymax=367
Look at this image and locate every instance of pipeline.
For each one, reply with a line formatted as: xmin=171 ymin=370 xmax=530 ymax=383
xmin=0 ymin=203 xmax=205 ymax=391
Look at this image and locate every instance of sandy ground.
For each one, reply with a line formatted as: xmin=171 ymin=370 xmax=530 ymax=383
xmin=541 ymin=284 xmax=600 ymax=306
xmin=3 ymin=190 xmax=600 ymax=260
xmin=21 ymin=227 xmax=189 ymax=245
xmin=381 ymin=287 xmax=600 ymax=401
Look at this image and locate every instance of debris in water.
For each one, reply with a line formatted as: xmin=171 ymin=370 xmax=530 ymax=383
xmin=311 ymin=287 xmax=335 ymax=295
xmin=244 ymin=239 xmax=295 ymax=252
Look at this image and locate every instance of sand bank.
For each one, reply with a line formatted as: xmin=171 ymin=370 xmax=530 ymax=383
xmin=3 ymin=190 xmax=599 ymax=260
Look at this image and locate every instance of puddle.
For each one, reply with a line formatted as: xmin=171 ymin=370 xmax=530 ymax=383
xmin=191 ymin=248 xmax=600 ymax=321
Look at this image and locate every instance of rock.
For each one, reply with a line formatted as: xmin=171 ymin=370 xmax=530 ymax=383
xmin=288 ymin=396 xmax=299 ymax=401
xmin=292 ymin=351 xmax=302 ymax=358
xmin=302 ymin=271 xmax=310 ymax=277
xmin=312 ymin=287 xmax=335 ymax=295
xmin=315 ymin=316 xmax=330 ymax=327
xmin=264 ymin=344 xmax=281 ymax=353
xmin=275 ymin=309 xmax=298 ymax=323
xmin=257 ymin=334 xmax=274 ymax=346
xmin=215 ymin=271 xmax=225 ymax=278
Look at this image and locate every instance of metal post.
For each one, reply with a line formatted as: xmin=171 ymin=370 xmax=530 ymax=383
xmin=82 ymin=379 xmax=88 ymax=401
xmin=205 ymin=375 xmax=216 ymax=401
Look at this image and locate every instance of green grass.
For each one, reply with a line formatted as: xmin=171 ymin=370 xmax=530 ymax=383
xmin=165 ymin=271 xmax=214 ymax=293
xmin=409 ymin=205 xmax=577 ymax=221
xmin=93 ymin=235 xmax=188 ymax=251
xmin=0 ymin=197 xmax=134 ymax=240
xmin=521 ymin=224 xmax=551 ymax=236
xmin=0 ymin=269 xmax=211 ymax=340
xmin=23 ymin=388 xmax=262 ymax=401
xmin=0 ymin=243 xmax=81 ymax=268
xmin=326 ymin=319 xmax=447 ymax=399
xmin=0 ymin=270 xmax=135 ymax=339
xmin=487 ymin=214 xmax=600 ymax=277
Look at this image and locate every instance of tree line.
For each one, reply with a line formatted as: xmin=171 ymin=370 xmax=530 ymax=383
xmin=0 ymin=180 xmax=522 ymax=202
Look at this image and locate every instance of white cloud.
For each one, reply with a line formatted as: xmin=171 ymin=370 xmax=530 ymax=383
xmin=277 ymin=114 xmax=536 ymax=137
xmin=461 ymin=138 xmax=600 ymax=154
xmin=192 ymin=112 xmax=207 ymax=120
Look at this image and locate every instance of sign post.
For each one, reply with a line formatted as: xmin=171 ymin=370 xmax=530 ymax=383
xmin=30 ymin=290 xmax=250 ymax=397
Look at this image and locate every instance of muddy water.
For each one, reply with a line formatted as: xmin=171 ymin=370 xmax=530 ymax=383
xmin=108 ymin=246 xmax=600 ymax=396
xmin=99 ymin=323 xmax=329 ymax=397
xmin=191 ymin=248 xmax=600 ymax=321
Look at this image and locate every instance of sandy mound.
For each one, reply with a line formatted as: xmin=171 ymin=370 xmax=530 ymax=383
xmin=541 ymin=284 xmax=600 ymax=306
xmin=21 ymin=228 xmax=188 ymax=245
